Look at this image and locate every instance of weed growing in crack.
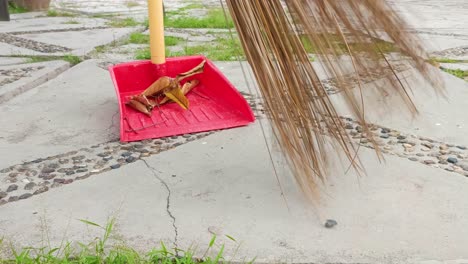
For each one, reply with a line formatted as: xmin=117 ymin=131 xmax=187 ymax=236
xmin=0 ymin=217 xmax=247 ymax=263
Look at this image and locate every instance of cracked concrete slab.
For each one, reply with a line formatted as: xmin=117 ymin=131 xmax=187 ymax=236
xmin=1 ymin=120 xmax=468 ymax=263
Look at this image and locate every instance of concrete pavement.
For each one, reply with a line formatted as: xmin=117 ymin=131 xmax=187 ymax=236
xmin=1 ymin=0 xmax=468 ymax=263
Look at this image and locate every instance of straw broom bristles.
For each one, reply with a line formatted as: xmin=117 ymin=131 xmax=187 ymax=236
xmin=225 ymin=0 xmax=443 ymax=201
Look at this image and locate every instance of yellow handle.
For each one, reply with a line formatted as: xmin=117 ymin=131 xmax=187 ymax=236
xmin=147 ymin=0 xmax=165 ymax=64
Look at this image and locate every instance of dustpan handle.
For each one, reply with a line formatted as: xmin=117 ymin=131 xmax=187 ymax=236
xmin=148 ymin=0 xmax=165 ymax=64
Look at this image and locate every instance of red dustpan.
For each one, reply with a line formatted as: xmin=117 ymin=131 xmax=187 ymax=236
xmin=108 ymin=0 xmax=254 ymax=142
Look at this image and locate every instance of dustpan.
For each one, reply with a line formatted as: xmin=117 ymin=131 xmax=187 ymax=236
xmin=108 ymin=0 xmax=255 ymax=142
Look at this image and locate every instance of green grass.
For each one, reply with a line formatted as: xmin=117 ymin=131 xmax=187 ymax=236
xmin=441 ymin=68 xmax=468 ymax=80
xmin=0 ymin=218 xmax=244 ymax=264
xmin=63 ymin=20 xmax=80 ymax=24
xmin=7 ymin=2 xmax=28 ymax=14
xmin=47 ymin=10 xmax=76 ymax=17
xmin=134 ymin=35 xmax=243 ymax=61
xmin=125 ymin=1 xmax=140 ymax=8
xmin=164 ymin=9 xmax=234 ymax=29
xmin=62 ymin=55 xmax=82 ymax=65
xmin=129 ymin=33 xmax=183 ymax=46
xmin=106 ymin=17 xmax=139 ymax=28
xmin=128 ymin=32 xmax=150 ymax=44
xmin=429 ymin=57 xmax=468 ymax=64
xmin=300 ymin=34 xmax=398 ymax=55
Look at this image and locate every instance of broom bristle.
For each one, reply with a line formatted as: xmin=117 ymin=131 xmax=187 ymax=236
xmin=225 ymin=0 xmax=443 ymax=201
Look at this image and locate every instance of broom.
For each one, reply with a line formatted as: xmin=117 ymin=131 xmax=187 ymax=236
xmin=224 ymin=0 xmax=444 ymax=201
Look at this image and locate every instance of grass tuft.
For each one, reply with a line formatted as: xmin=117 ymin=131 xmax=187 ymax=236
xmin=164 ymin=9 xmax=234 ymax=29
xmin=107 ymin=17 xmax=139 ymax=28
xmin=0 ymin=218 xmax=240 ymax=264
xmin=47 ymin=10 xmax=76 ymax=17
xmin=441 ymin=68 xmax=468 ymax=80
xmin=7 ymin=2 xmax=28 ymax=14
xmin=62 ymin=55 xmax=82 ymax=65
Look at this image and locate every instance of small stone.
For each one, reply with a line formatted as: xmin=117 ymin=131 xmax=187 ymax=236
xmin=64 ymin=179 xmax=73 ymax=184
xmin=19 ymin=193 xmax=33 ymax=200
xmin=403 ymin=144 xmax=412 ymax=149
xmin=121 ymin=152 xmax=132 ymax=157
xmin=91 ymin=169 xmax=101 ymax=173
xmin=408 ymin=157 xmax=418 ymax=162
xmin=137 ymin=149 xmax=149 ymax=153
xmin=0 ymin=199 xmax=6 ymax=206
xmin=356 ymin=126 xmax=363 ymax=133
xmin=397 ymin=135 xmax=406 ymax=140
xmin=41 ymin=168 xmax=55 ymax=174
xmin=32 ymin=158 xmax=44 ymax=163
xmin=98 ymin=152 xmax=111 ymax=157
xmin=140 ymin=153 xmax=151 ymax=157
xmin=54 ymin=178 xmax=66 ymax=184
xmin=74 ymin=164 xmax=87 ymax=169
xmin=380 ymin=134 xmax=390 ymax=139
xmin=8 ymin=196 xmax=19 ymax=202
xmin=440 ymin=150 xmax=449 ymax=155
xmin=133 ymin=144 xmax=144 ymax=149
xmin=349 ymin=131 xmax=358 ymax=136
xmin=24 ymin=182 xmax=37 ymax=190
xmin=384 ymin=146 xmax=393 ymax=151
xmin=447 ymin=157 xmax=458 ymax=164
xmin=110 ymin=164 xmax=121 ymax=169
xmin=57 ymin=168 xmax=69 ymax=173
xmin=47 ymin=163 xmax=60 ymax=169
xmin=422 ymin=143 xmax=433 ymax=149
xmin=345 ymin=123 xmax=354 ymax=129
xmin=398 ymin=139 xmax=408 ymax=144
xmin=447 ymin=144 xmax=455 ymax=148
xmin=103 ymin=156 xmax=113 ymax=161
xmin=51 ymin=183 xmax=62 ymax=188
xmin=0 ymin=192 xmax=7 ymax=199
xmin=8 ymin=172 xmax=19 ymax=178
xmin=7 ymin=184 xmax=18 ymax=192
xmin=421 ymin=147 xmax=431 ymax=152
xmin=76 ymin=169 xmax=88 ymax=173
xmin=381 ymin=128 xmax=390 ymax=133
xmin=0 ymin=168 xmax=12 ymax=173
xmin=439 ymin=160 xmax=449 ymax=165
xmin=33 ymin=186 xmax=49 ymax=195
xmin=71 ymin=155 xmax=86 ymax=161
xmin=126 ymin=156 xmax=137 ymax=163
xmin=405 ymin=147 xmax=415 ymax=153
xmin=388 ymin=140 xmax=397 ymax=145
xmin=457 ymin=145 xmax=467 ymax=150
xmin=324 ymin=219 xmax=338 ymax=228
xmin=445 ymin=167 xmax=454 ymax=172
xmin=424 ymin=160 xmax=436 ymax=165
xmin=40 ymin=173 xmax=56 ymax=180
xmin=416 ymin=153 xmax=425 ymax=157
xmin=440 ymin=145 xmax=449 ymax=150
xmin=58 ymin=159 xmax=69 ymax=164
xmin=65 ymin=171 xmax=75 ymax=176
xmin=85 ymin=159 xmax=93 ymax=163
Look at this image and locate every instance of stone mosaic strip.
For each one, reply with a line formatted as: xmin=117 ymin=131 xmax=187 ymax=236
xmin=8 ymin=26 xmax=110 ymax=36
xmin=0 ymin=33 xmax=72 ymax=54
xmin=0 ymin=66 xmax=45 ymax=87
xmin=431 ymin=46 xmax=468 ymax=59
xmin=341 ymin=116 xmax=468 ymax=177
xmin=0 ymin=132 xmax=216 ymax=206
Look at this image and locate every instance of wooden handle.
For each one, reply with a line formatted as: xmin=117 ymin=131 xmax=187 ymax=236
xmin=148 ymin=0 xmax=165 ymax=64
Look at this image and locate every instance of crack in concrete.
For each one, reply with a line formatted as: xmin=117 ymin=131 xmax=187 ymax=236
xmin=141 ymin=158 xmax=179 ymax=252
